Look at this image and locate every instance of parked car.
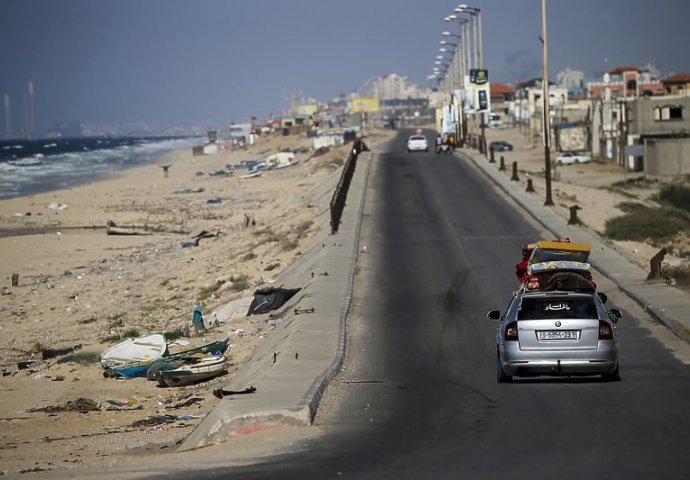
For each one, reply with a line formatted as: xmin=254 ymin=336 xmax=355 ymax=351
xmin=488 ymin=288 xmax=621 ymax=382
xmin=407 ymin=135 xmax=429 ymax=153
xmin=556 ymin=152 xmax=591 ymax=165
xmin=488 ymin=114 xmax=502 ymax=128
xmin=489 ymin=140 xmax=513 ymax=152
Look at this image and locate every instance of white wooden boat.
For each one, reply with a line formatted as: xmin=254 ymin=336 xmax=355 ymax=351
xmin=156 ymin=354 xmax=228 ymax=387
xmin=100 ymin=333 xmax=167 ymax=369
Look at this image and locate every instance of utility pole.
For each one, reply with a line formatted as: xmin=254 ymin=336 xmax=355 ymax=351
xmin=541 ymin=0 xmax=554 ymax=206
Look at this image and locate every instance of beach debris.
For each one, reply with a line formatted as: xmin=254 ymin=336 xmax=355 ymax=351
xmin=206 ymin=197 xmax=222 ymax=204
xmin=12 ymin=272 xmax=19 ymax=287
xmin=246 ymin=287 xmax=301 ymax=316
xmin=41 ymin=343 xmax=82 ymax=360
xmin=174 ymin=187 xmax=204 ymax=194
xmin=193 ymin=229 xmax=219 ymax=242
xmin=106 ymin=220 xmax=151 ymax=236
xmin=159 ymin=163 xmax=171 ymax=177
xmin=180 ymin=229 xmax=219 ymax=248
xmin=208 ymin=169 xmax=232 ymax=177
xmin=265 ymin=152 xmax=298 ymax=169
xmin=166 ymin=396 xmax=204 ymax=409
xmin=24 ymin=397 xmax=142 ymax=414
xmin=130 ymin=415 xmax=177 ymax=428
xmin=240 ymin=170 xmax=262 ymax=179
xmin=244 ymin=213 xmax=256 ymax=227
xmin=192 ymin=305 xmax=206 ymax=333
xmin=46 ymin=202 xmax=68 ymax=210
xmin=212 ymin=385 xmax=257 ymax=399
xmin=105 ymin=221 xmax=189 ymax=236
xmin=294 ymin=307 xmax=315 ymax=315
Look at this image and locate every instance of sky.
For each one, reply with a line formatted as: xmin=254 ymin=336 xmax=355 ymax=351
xmin=1 ymin=0 xmax=689 ymax=133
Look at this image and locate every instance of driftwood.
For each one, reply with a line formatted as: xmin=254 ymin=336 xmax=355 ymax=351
xmin=106 ymin=220 xmax=189 ymax=236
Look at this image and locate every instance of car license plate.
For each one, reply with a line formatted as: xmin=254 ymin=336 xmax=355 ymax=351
xmin=538 ymin=330 xmax=578 ymax=340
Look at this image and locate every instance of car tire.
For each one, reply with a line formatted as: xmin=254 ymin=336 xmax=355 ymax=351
xmin=497 ymin=355 xmax=512 ymax=383
xmin=602 ymin=364 xmax=621 ymax=382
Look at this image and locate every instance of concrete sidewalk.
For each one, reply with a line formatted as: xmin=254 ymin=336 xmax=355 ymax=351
xmin=180 ymin=148 xmax=374 ymax=450
xmin=464 ymin=147 xmax=690 ymax=345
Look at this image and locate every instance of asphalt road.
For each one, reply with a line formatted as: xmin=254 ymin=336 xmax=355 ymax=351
xmin=167 ymin=129 xmax=690 ymax=479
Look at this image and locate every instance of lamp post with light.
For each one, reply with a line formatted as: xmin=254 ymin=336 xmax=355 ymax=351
xmin=442 ymin=31 xmax=464 ymax=145
xmin=454 ymin=4 xmax=485 ymax=153
xmin=540 ymin=0 xmax=554 ymax=205
xmin=439 ymin=40 xmax=459 ymax=142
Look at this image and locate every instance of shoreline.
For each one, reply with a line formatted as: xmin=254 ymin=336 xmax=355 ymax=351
xmin=0 ymin=136 xmax=201 ymax=201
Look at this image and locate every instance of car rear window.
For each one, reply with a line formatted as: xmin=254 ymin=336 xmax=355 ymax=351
xmin=517 ymin=297 xmax=598 ymax=320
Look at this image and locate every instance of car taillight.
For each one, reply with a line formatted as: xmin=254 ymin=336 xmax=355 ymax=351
xmin=505 ymin=322 xmax=518 ymax=341
xmin=598 ymin=321 xmax=614 ymax=340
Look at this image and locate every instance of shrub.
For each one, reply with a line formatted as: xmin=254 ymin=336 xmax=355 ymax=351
xmin=605 ymin=205 xmax=690 ymax=241
xmin=198 ymin=280 xmax=226 ymax=302
xmin=57 ymin=351 xmax=100 ymax=365
xmin=229 ymin=274 xmax=249 ymax=291
xmin=659 ymin=184 xmax=690 ymax=212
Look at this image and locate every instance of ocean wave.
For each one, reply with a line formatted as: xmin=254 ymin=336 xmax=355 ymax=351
xmin=0 ymin=135 xmax=201 ymax=199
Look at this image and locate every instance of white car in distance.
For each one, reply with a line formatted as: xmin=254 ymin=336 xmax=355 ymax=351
xmin=407 ymin=135 xmax=429 ymax=153
xmin=556 ymin=152 xmax=591 ymax=165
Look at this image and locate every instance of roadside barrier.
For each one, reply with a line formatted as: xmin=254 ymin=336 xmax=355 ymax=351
xmin=330 ymin=139 xmax=367 ymax=234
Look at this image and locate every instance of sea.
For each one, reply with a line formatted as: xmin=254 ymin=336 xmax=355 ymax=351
xmin=0 ymin=136 xmax=202 ymax=200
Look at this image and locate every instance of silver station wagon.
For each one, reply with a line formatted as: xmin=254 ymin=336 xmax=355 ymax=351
xmin=488 ymin=289 xmax=622 ymax=382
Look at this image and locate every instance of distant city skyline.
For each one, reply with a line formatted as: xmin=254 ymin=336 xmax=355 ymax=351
xmin=2 ymin=0 xmax=688 ymax=134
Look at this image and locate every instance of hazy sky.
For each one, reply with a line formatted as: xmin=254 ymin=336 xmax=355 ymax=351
xmin=1 ymin=0 xmax=688 ymax=132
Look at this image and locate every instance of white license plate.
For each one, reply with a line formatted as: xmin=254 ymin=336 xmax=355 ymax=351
xmin=538 ymin=330 xmax=578 ymax=341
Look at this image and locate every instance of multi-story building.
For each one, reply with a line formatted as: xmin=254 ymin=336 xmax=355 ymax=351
xmin=624 ymin=95 xmax=690 ymax=175
xmin=587 ymin=66 xmax=665 ymax=99
xmin=662 ymin=74 xmax=690 ymax=96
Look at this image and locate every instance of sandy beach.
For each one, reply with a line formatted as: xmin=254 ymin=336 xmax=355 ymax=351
xmin=0 ymin=129 xmax=383 ymax=475
xmin=1 ymin=124 xmax=688 ymax=476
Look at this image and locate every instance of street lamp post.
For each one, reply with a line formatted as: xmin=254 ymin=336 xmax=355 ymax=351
xmin=455 ymin=4 xmax=485 ymax=153
xmin=541 ymin=0 xmax=554 ymax=205
xmin=442 ymin=31 xmax=464 ymax=146
xmin=444 ymin=15 xmax=469 ymax=147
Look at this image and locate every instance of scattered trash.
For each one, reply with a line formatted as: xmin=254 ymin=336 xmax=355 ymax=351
xmin=208 ymin=170 xmax=232 ymax=177
xmin=106 ymin=220 xmax=151 ymax=236
xmin=206 ymin=198 xmax=222 ymax=204
xmin=47 ymin=202 xmax=68 ymax=210
xmin=166 ymin=396 xmax=204 ymax=409
xmin=247 ymin=287 xmax=301 ymax=316
xmin=42 ymin=344 xmax=82 ymax=360
xmin=130 ymin=415 xmax=178 ymax=428
xmin=213 ymin=385 xmax=256 ymax=399
xmin=25 ymin=397 xmax=142 ymax=413
xmin=174 ymin=187 xmax=204 ymax=194
xmin=294 ymin=307 xmax=315 ymax=315
xmin=192 ymin=305 xmax=206 ymax=333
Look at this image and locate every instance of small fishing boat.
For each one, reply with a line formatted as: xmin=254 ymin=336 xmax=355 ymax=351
xmin=146 ymin=338 xmax=230 ymax=380
xmin=156 ymin=354 xmax=228 ymax=387
xmin=103 ymin=337 xmax=230 ymax=379
xmin=100 ymin=334 xmax=167 ymax=370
